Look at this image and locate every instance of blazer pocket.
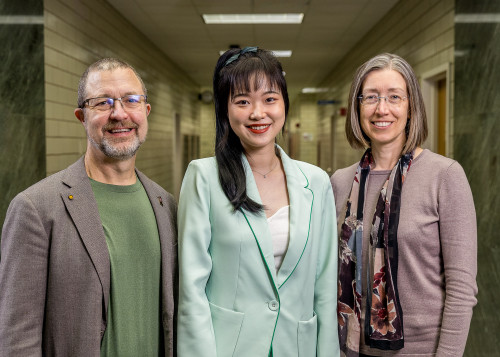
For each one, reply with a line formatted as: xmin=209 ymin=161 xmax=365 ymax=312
xmin=297 ymin=312 xmax=318 ymax=357
xmin=209 ymin=301 xmax=245 ymax=357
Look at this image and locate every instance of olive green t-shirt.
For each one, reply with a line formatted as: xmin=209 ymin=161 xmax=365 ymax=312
xmin=90 ymin=178 xmax=162 ymax=357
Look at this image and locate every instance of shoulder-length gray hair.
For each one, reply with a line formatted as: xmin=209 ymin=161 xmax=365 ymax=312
xmin=345 ymin=53 xmax=428 ymax=154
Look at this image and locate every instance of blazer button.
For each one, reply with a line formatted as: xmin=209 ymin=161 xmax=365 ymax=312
xmin=268 ymin=300 xmax=279 ymax=311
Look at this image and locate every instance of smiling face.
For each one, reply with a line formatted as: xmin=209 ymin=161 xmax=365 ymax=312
xmin=227 ymin=75 xmax=285 ymax=154
xmin=360 ymin=69 xmax=409 ymax=152
xmin=74 ymin=68 xmax=151 ymax=161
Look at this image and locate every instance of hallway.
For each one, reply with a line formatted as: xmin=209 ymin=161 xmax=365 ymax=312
xmin=1 ymin=0 xmax=498 ymax=355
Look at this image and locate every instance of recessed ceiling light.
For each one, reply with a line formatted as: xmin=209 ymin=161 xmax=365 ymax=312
xmin=302 ymin=88 xmax=330 ymax=94
xmin=203 ymin=14 xmax=304 ymax=24
xmin=271 ymin=50 xmax=292 ymax=57
xmin=455 ymin=14 xmax=500 ymax=23
xmin=0 ymin=15 xmax=43 ymax=24
xmin=219 ymin=50 xmax=292 ymax=57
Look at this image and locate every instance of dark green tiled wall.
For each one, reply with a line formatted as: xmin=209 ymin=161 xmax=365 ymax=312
xmin=455 ymin=0 xmax=500 ymax=355
xmin=0 ymin=0 xmax=45 ymax=227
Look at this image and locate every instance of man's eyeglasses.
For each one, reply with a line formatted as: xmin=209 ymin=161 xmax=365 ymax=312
xmin=358 ymin=94 xmax=408 ymax=106
xmin=81 ymin=94 xmax=147 ymax=111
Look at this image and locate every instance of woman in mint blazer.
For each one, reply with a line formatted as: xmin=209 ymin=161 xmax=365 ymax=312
xmin=177 ymin=47 xmax=339 ymax=357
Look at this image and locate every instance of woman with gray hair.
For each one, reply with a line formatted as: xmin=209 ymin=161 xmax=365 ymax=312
xmin=331 ymin=53 xmax=477 ymax=356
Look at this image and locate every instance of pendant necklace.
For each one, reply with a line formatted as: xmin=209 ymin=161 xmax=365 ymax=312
xmin=252 ymin=158 xmax=279 ymax=178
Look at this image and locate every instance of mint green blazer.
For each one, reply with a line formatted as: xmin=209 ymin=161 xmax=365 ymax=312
xmin=177 ymin=147 xmax=339 ymax=357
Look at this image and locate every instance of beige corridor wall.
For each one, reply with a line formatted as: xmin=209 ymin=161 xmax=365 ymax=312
xmin=44 ymin=0 xmax=201 ymax=193
xmin=317 ymin=0 xmax=455 ymax=171
xmin=199 ymin=97 xmax=215 ymax=158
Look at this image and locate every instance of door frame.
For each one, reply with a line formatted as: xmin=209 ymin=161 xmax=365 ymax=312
xmin=420 ymin=63 xmax=451 ymax=156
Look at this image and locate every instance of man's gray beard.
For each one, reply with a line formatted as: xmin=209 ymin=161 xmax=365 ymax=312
xmin=89 ymin=135 xmax=145 ymax=160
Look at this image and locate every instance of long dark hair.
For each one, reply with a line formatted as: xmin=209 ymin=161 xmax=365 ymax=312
xmin=213 ymin=47 xmax=289 ymax=213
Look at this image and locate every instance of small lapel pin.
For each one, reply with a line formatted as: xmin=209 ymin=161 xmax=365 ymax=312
xmin=68 ymin=195 xmax=74 ymax=200
xmin=158 ymin=196 xmax=163 ymax=206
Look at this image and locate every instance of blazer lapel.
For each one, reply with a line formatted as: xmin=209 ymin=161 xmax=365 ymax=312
xmin=60 ymin=157 xmax=111 ymax=313
xmin=276 ymin=148 xmax=314 ymax=288
xmin=137 ymin=170 xmax=177 ymax=324
xmin=240 ymin=154 xmax=278 ymax=284
xmin=239 ymin=148 xmax=315 ymax=289
xmin=137 ymin=170 xmax=176 ymax=244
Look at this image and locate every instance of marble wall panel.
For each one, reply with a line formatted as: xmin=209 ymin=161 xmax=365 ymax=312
xmin=455 ymin=0 xmax=500 ymax=355
xmin=0 ymin=0 xmax=45 ymax=228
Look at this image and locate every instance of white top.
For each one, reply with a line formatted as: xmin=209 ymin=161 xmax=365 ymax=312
xmin=267 ymin=205 xmax=290 ymax=272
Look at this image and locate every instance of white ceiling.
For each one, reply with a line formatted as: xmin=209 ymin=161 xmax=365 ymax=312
xmin=106 ymin=0 xmax=398 ymax=96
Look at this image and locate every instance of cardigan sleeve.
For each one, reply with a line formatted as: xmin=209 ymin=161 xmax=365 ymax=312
xmin=314 ymin=172 xmax=341 ymax=356
xmin=177 ymin=161 xmax=217 ymax=356
xmin=436 ymin=161 xmax=478 ymax=356
xmin=0 ymin=193 xmax=48 ymax=356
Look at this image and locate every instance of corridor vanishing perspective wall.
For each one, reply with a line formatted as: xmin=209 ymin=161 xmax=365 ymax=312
xmin=44 ymin=0 xmax=201 ymax=194
xmin=317 ymin=0 xmax=455 ymax=172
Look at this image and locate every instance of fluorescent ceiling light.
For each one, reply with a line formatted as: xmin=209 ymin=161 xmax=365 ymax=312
xmin=219 ymin=50 xmax=292 ymax=57
xmin=0 ymin=15 xmax=44 ymax=24
xmin=271 ymin=50 xmax=292 ymax=57
xmin=302 ymin=88 xmax=330 ymax=94
xmin=455 ymin=14 xmax=500 ymax=23
xmin=203 ymin=13 xmax=304 ymax=24
xmin=455 ymin=50 xmax=469 ymax=57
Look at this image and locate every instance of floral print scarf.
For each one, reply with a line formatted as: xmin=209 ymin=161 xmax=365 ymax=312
xmin=338 ymin=149 xmax=413 ymax=354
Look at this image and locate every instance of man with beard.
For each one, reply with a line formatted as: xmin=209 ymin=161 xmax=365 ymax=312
xmin=0 ymin=58 xmax=177 ymax=357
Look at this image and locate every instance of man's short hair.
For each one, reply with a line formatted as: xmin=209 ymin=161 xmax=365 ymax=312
xmin=77 ymin=58 xmax=147 ymax=108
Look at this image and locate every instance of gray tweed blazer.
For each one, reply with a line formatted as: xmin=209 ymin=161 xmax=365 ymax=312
xmin=0 ymin=157 xmax=177 ymax=356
